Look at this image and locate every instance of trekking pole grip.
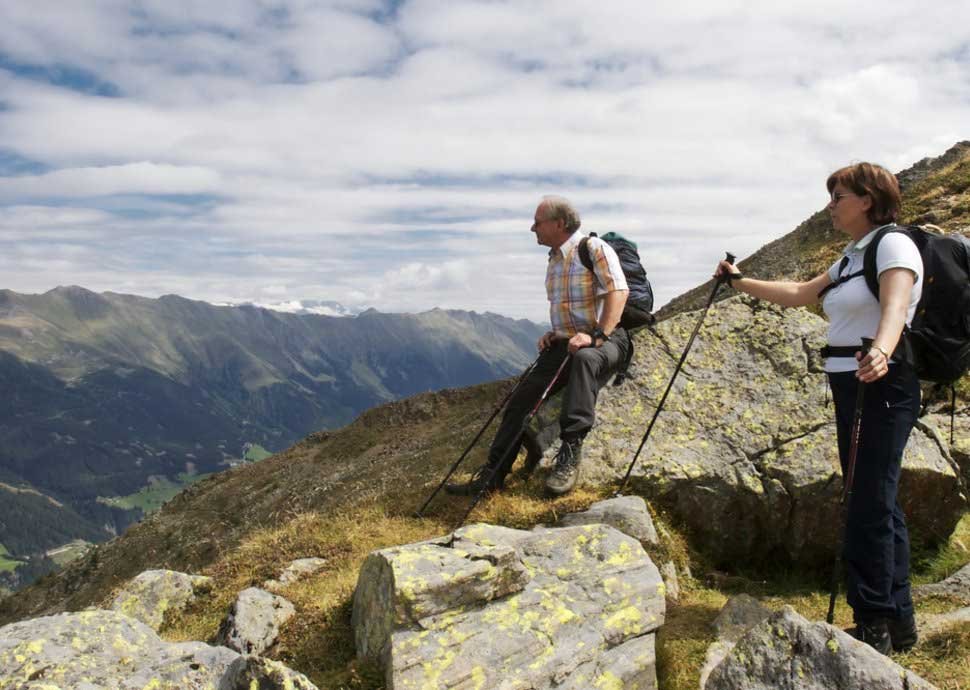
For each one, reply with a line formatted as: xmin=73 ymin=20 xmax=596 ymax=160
xmin=725 ymin=252 xmax=736 ymax=265
xmin=860 ymin=337 xmax=873 ymax=353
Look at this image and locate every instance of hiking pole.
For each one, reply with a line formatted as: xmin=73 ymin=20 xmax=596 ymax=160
xmin=415 ymin=351 xmax=545 ymax=518
xmin=455 ymin=353 xmax=572 ymax=529
xmin=826 ymin=337 xmax=872 ymax=625
xmin=615 ymin=252 xmax=736 ymax=496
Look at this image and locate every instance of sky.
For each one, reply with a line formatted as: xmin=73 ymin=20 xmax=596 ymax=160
xmin=1 ymin=1 xmax=968 ymax=323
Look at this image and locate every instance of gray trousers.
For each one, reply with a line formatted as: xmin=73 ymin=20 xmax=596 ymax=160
xmin=487 ymin=329 xmax=630 ymax=477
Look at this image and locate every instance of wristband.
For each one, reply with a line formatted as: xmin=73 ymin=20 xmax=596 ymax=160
xmin=591 ymin=328 xmax=610 ymax=345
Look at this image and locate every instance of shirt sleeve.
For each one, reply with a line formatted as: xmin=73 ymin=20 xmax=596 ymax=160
xmin=587 ymin=237 xmax=628 ymax=292
xmin=876 ymin=232 xmax=922 ymax=282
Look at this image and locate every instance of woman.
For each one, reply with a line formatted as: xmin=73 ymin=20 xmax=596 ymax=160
xmin=715 ymin=162 xmax=923 ymax=655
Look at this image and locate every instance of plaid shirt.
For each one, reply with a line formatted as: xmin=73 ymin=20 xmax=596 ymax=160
xmin=546 ymin=231 xmax=628 ymax=336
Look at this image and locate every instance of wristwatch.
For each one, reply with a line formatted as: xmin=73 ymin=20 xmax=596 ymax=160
xmin=591 ymin=328 xmax=610 ymax=345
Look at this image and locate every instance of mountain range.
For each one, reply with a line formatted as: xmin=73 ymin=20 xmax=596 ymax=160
xmin=0 ymin=290 xmax=545 ymax=587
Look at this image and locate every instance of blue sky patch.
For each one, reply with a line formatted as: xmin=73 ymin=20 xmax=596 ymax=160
xmin=0 ymin=53 xmax=121 ymax=97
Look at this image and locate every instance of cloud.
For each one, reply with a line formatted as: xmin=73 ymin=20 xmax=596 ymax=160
xmin=0 ymin=162 xmax=221 ymax=199
xmin=0 ymin=1 xmax=969 ymax=320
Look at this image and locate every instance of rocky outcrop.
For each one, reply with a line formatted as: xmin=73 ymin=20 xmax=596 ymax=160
xmin=0 ymin=609 xmax=317 ymax=689
xmin=704 ymin=607 xmax=937 ymax=689
xmin=352 ymin=522 xmax=665 ymax=689
xmin=555 ymin=495 xmax=659 ymax=546
xmin=110 ymin=568 xmax=212 ymax=631
xmin=585 ymin=296 xmax=965 ymax=566
xmin=215 ymin=587 xmax=296 ymax=655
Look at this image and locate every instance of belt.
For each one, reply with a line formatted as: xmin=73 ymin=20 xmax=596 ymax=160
xmin=820 ymin=345 xmax=864 ymax=358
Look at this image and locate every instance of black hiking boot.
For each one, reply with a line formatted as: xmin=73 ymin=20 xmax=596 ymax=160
xmin=545 ymin=438 xmax=582 ymax=496
xmin=851 ymin=619 xmax=892 ymax=655
xmin=888 ymin=614 xmax=918 ymax=652
xmin=444 ymin=464 xmax=504 ymax=496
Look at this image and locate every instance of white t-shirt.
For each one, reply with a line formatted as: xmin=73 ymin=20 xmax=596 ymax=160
xmin=821 ymin=225 xmax=923 ymax=373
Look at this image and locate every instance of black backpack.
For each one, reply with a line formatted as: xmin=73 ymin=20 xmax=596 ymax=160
xmin=578 ymin=232 xmax=655 ymax=331
xmin=855 ymin=225 xmax=970 ymax=385
xmin=578 ymin=232 xmax=655 ymax=385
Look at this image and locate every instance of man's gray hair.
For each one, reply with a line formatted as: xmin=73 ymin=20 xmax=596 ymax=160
xmin=540 ymin=195 xmax=581 ymax=234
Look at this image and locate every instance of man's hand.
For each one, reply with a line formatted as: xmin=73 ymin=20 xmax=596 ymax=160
xmin=568 ymin=332 xmax=593 ymax=354
xmin=538 ymin=331 xmax=557 ymax=352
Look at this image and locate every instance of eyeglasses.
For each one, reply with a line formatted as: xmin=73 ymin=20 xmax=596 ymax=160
xmin=830 ymin=192 xmax=859 ymax=204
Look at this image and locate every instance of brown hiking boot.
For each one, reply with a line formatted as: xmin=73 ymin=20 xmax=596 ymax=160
xmin=545 ymin=439 xmax=582 ymax=496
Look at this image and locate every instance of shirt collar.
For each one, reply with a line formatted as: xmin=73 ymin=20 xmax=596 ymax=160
xmin=843 ymin=223 xmax=895 ymax=255
xmin=549 ymin=230 xmax=584 ymax=259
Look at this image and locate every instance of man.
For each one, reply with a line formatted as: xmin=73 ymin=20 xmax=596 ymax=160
xmin=446 ymin=195 xmax=630 ymax=496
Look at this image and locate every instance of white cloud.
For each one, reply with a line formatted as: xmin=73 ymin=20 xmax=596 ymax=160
xmin=0 ymin=1 xmax=969 ymax=320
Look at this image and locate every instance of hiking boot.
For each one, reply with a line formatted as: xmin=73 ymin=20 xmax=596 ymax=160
xmin=545 ymin=439 xmax=582 ymax=496
xmin=851 ymin=619 xmax=892 ymax=655
xmin=444 ymin=464 xmax=503 ymax=496
xmin=888 ymin=614 xmax=918 ymax=652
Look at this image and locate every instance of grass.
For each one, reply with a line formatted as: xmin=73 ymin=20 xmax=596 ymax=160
xmin=152 ymin=460 xmax=969 ymax=690
xmin=98 ymin=472 xmax=214 ymax=513
xmin=0 ymin=543 xmax=23 ymax=573
xmin=46 ymin=540 xmax=93 ymax=568
xmin=244 ymin=444 xmax=273 ymax=462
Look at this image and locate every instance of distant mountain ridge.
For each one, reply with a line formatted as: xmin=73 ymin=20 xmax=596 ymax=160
xmin=0 ymin=287 xmax=545 ymax=586
xmin=217 ymin=298 xmax=362 ymax=317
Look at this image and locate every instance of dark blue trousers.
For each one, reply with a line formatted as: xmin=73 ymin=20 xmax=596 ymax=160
xmin=828 ymin=364 xmax=920 ymax=623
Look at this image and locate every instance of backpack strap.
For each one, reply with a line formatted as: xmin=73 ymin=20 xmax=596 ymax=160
xmin=577 ymin=233 xmax=597 ymax=273
xmin=861 ymin=225 xmax=906 ymax=300
xmin=817 ymin=255 xmax=864 ymax=299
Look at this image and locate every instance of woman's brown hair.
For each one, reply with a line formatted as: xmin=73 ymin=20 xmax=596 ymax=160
xmin=826 ymin=162 xmax=901 ymax=225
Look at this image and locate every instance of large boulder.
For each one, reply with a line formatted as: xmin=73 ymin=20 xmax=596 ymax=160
xmin=352 ymin=522 xmax=665 ymax=689
xmin=0 ymin=609 xmax=316 ymax=689
xmin=584 ymin=296 xmax=965 ymax=566
xmin=110 ymin=568 xmax=212 ymax=631
xmin=704 ymin=606 xmax=937 ymax=689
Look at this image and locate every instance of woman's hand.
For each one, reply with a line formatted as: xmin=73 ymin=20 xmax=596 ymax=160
xmin=714 ymin=260 xmax=742 ymax=282
xmin=856 ymin=347 xmax=890 ymax=382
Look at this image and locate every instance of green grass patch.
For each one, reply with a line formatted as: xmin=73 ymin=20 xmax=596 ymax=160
xmin=0 ymin=544 xmax=23 ymax=573
xmin=244 ymin=444 xmax=273 ymax=462
xmin=99 ymin=473 xmax=213 ymax=514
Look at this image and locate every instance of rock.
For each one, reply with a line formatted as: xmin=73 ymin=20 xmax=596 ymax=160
xmin=583 ymin=296 xmax=964 ymax=566
xmin=352 ymin=522 xmax=665 ymax=689
xmin=660 ymin=561 xmax=680 ymax=601
xmin=263 ymin=557 xmax=328 ymax=591
xmin=700 ymin=595 xmax=774 ymax=688
xmin=704 ymin=606 xmax=937 ymax=689
xmin=924 ymin=410 xmax=970 ymax=488
xmin=218 ymin=655 xmax=318 ymax=690
xmin=712 ymin=594 xmax=773 ymax=642
xmin=0 ymin=609 xmax=317 ymax=689
xmin=216 ymin=587 xmax=296 ymax=655
xmin=110 ymin=568 xmax=212 ymax=631
xmin=920 ymin=606 xmax=970 ymax=639
xmin=914 ymin=562 xmax=970 ymax=603
xmin=556 ymin=495 xmax=659 ymax=545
